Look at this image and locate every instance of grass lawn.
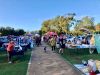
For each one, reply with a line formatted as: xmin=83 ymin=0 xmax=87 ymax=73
xmin=56 ymin=48 xmax=100 ymax=64
xmin=0 ymin=50 xmax=31 ymax=75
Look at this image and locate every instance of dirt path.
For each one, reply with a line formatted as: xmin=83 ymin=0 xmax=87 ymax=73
xmin=27 ymin=42 xmax=82 ymax=75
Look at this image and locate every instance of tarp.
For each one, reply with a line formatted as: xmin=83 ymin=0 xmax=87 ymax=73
xmin=94 ymin=34 xmax=100 ymax=53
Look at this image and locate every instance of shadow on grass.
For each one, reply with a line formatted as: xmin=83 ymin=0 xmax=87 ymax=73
xmin=0 ymin=50 xmax=8 ymax=63
xmin=0 ymin=49 xmax=31 ymax=63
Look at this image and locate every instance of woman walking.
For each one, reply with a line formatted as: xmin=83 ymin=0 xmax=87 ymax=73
xmin=50 ymin=35 xmax=56 ymax=52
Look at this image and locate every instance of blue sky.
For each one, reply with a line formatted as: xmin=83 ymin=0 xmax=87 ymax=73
xmin=0 ymin=0 xmax=100 ymax=31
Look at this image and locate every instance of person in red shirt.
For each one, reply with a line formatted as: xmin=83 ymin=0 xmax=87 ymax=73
xmin=7 ymin=41 xmax=15 ymax=63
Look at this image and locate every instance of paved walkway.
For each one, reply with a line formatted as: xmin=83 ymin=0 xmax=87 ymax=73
xmin=27 ymin=42 xmax=82 ymax=75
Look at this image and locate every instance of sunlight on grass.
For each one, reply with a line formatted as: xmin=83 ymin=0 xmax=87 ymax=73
xmin=56 ymin=48 xmax=100 ymax=64
xmin=0 ymin=50 xmax=31 ymax=75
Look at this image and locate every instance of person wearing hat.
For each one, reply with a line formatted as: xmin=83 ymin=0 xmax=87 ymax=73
xmin=7 ymin=41 xmax=15 ymax=63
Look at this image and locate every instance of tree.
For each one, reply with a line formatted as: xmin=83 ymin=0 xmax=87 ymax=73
xmin=95 ymin=23 xmax=100 ymax=31
xmin=0 ymin=27 xmax=26 ymax=36
xmin=74 ymin=16 xmax=95 ymax=33
xmin=14 ymin=29 xmax=26 ymax=36
xmin=18 ymin=29 xmax=26 ymax=35
xmin=41 ymin=20 xmax=51 ymax=33
xmin=41 ymin=13 xmax=75 ymax=34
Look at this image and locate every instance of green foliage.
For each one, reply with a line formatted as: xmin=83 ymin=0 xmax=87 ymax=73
xmin=39 ymin=30 xmax=42 ymax=36
xmin=74 ymin=16 xmax=95 ymax=33
xmin=94 ymin=31 xmax=100 ymax=34
xmin=0 ymin=50 xmax=31 ymax=75
xmin=41 ymin=14 xmax=96 ymax=35
xmin=96 ymin=23 xmax=100 ymax=26
xmin=95 ymin=23 xmax=100 ymax=32
xmin=0 ymin=27 xmax=26 ymax=36
xmin=14 ymin=29 xmax=26 ymax=36
xmin=56 ymin=48 xmax=100 ymax=64
xmin=41 ymin=13 xmax=75 ymax=34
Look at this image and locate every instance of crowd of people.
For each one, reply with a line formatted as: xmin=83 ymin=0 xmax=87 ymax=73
xmin=0 ymin=35 xmax=35 ymax=63
xmin=0 ymin=33 xmax=95 ymax=63
xmin=5 ymin=34 xmax=43 ymax=63
xmin=43 ymin=33 xmax=95 ymax=54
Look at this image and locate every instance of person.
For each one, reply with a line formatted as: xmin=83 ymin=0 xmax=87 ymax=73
xmin=56 ymin=36 xmax=60 ymax=48
xmin=50 ymin=35 xmax=56 ymax=52
xmin=41 ymin=36 xmax=44 ymax=42
xmin=82 ymin=37 xmax=86 ymax=44
xmin=90 ymin=35 xmax=95 ymax=45
xmin=6 ymin=41 xmax=15 ymax=63
xmin=35 ymin=36 xmax=40 ymax=46
xmin=59 ymin=35 xmax=66 ymax=54
xmin=0 ymin=40 xmax=3 ymax=47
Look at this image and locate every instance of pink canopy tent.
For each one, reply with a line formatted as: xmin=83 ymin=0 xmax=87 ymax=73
xmin=53 ymin=32 xmax=57 ymax=36
xmin=46 ymin=32 xmax=57 ymax=36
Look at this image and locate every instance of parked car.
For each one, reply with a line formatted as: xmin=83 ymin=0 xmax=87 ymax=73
xmin=0 ymin=36 xmax=9 ymax=43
